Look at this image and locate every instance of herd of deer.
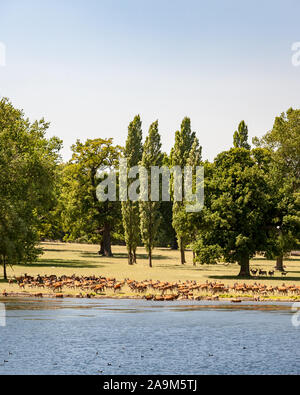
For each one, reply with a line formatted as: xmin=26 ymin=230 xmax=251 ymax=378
xmin=250 ymin=269 xmax=288 ymax=277
xmin=2 ymin=273 xmax=299 ymax=300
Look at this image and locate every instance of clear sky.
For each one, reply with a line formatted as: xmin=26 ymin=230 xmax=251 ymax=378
xmin=0 ymin=0 xmax=300 ymax=161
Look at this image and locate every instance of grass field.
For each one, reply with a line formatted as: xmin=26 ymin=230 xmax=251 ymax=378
xmin=1 ymin=242 xmax=300 ymax=298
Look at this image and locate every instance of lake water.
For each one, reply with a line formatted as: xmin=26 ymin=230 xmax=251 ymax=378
xmin=0 ymin=298 xmax=299 ymax=375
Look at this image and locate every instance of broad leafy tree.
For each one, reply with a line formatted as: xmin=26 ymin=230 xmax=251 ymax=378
xmin=254 ymin=108 xmax=300 ymax=269
xmin=38 ymin=163 xmax=65 ymax=241
xmin=253 ymin=108 xmax=300 ymax=186
xmin=0 ymin=98 xmax=62 ymax=279
xmin=62 ymin=138 xmax=122 ymax=256
xmin=193 ymin=147 xmax=275 ymax=277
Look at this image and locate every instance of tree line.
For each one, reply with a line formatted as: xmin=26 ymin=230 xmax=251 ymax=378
xmin=0 ymin=97 xmax=299 ymax=279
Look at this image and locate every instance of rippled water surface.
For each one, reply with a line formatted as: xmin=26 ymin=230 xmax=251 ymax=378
xmin=0 ymin=298 xmax=299 ymax=375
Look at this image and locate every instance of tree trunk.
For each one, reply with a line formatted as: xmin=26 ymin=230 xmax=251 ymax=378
xmin=99 ymin=242 xmax=104 ymax=255
xmin=180 ymin=242 xmax=185 ymax=265
xmin=193 ymin=251 xmax=196 ymax=266
xmin=133 ymin=249 xmax=137 ymax=264
xmin=100 ymin=223 xmax=113 ymax=257
xmin=275 ymin=255 xmax=284 ymax=271
xmin=128 ymin=247 xmax=133 ymax=265
xmin=171 ymin=234 xmax=178 ymax=250
xmin=3 ymin=259 xmax=7 ymax=281
xmin=149 ymin=248 xmax=152 ymax=268
xmin=238 ymin=255 xmax=250 ymax=278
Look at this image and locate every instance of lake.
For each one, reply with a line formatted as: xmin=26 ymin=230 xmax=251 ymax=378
xmin=0 ymin=298 xmax=299 ymax=375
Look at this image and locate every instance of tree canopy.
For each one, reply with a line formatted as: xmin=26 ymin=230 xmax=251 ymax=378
xmin=1 ymin=97 xmax=299 ymax=278
xmin=122 ymin=115 xmax=143 ymax=265
xmin=139 ymin=121 xmax=163 ymax=267
xmin=0 ymin=98 xmax=62 ymax=279
xmin=171 ymin=117 xmax=202 ymax=264
xmin=193 ymin=148 xmax=276 ymax=277
xmin=61 ymin=138 xmax=122 ymax=256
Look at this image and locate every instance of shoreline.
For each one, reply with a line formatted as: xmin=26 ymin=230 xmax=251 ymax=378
xmin=0 ymin=291 xmax=298 ymax=304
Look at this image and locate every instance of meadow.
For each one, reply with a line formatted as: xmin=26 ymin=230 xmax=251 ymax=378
xmin=1 ymin=242 xmax=299 ymax=300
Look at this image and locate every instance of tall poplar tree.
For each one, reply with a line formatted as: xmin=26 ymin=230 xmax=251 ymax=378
xmin=233 ymin=121 xmax=251 ymax=150
xmin=171 ymin=117 xmax=201 ymax=264
xmin=122 ymin=115 xmax=143 ymax=265
xmin=139 ymin=121 xmax=163 ymax=267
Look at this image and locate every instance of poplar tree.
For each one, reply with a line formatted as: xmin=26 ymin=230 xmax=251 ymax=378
xmin=157 ymin=153 xmax=177 ymax=248
xmin=171 ymin=117 xmax=201 ymax=264
xmin=233 ymin=121 xmax=251 ymax=150
xmin=139 ymin=121 xmax=163 ymax=267
xmin=121 ymin=115 xmax=143 ymax=265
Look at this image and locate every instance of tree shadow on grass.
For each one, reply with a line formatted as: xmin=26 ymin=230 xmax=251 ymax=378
xmin=42 ymin=248 xmax=87 ymax=254
xmin=18 ymin=259 xmax=100 ymax=269
xmin=154 ymin=263 xmax=200 ymax=270
xmin=80 ymin=252 xmax=128 ymax=259
xmin=251 ymin=257 xmax=300 ymax=262
xmin=208 ymin=274 xmax=300 ymax=282
xmin=80 ymin=252 xmax=168 ymax=261
xmin=134 ymin=254 xmax=168 ymax=261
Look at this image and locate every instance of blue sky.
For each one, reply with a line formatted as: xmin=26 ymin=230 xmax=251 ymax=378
xmin=0 ymin=0 xmax=300 ymax=160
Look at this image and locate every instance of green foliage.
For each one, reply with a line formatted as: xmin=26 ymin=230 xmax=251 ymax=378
xmin=0 ymin=98 xmax=62 ymax=278
xmin=139 ymin=121 xmax=163 ymax=267
xmin=122 ymin=115 xmax=143 ymax=264
xmin=124 ymin=115 xmax=143 ymax=168
xmin=155 ymin=153 xmax=176 ymax=248
xmin=1 ymin=96 xmax=299 ymax=278
xmin=233 ymin=120 xmax=251 ymax=150
xmin=253 ymin=108 xmax=300 ymax=263
xmin=170 ymin=117 xmax=198 ymax=168
xmin=193 ymin=148 xmax=275 ymax=276
xmin=253 ymin=108 xmax=300 ymax=189
xmin=38 ymin=163 xmax=65 ymax=241
xmin=171 ymin=117 xmax=202 ymax=263
xmin=192 ymin=240 xmax=223 ymax=265
xmin=61 ymin=138 xmax=122 ymax=255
